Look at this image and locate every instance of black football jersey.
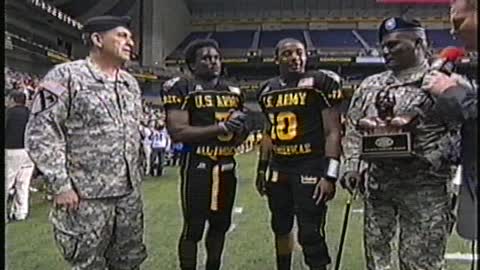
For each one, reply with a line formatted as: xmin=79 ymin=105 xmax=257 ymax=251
xmin=257 ymin=70 xmax=344 ymax=174
xmin=162 ymin=77 xmax=244 ymax=159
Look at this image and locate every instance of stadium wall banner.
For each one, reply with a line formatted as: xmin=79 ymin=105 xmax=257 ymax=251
xmin=8 ymin=32 xmax=71 ymax=63
xmin=355 ymin=56 xmax=386 ymax=64
xmin=165 ymin=59 xmax=187 ymax=66
xmin=222 ymin=58 xmax=249 ymax=63
xmin=132 ymin=73 xmax=159 ymax=81
xmin=47 ymin=51 xmax=70 ymax=63
xmin=318 ymin=57 xmax=353 ymax=63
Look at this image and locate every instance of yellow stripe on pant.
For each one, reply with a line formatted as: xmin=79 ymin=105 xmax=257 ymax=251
xmin=210 ymin=165 xmax=220 ymax=211
xmin=180 ymin=153 xmax=191 ymax=237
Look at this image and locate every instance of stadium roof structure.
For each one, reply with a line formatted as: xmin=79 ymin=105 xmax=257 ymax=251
xmin=185 ymin=0 xmax=450 ymax=20
xmin=45 ymin=0 xmax=138 ymax=21
xmin=44 ymin=0 xmax=451 ymax=21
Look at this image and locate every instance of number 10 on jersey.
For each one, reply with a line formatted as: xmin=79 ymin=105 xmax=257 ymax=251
xmin=268 ymin=112 xmax=298 ymax=141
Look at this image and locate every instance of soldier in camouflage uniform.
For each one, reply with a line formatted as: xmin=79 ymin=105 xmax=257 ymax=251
xmin=340 ymin=17 xmax=462 ymax=270
xmin=25 ymin=16 xmax=147 ymax=270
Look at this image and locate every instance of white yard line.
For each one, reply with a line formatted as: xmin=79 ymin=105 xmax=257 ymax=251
xmin=445 ymin=252 xmax=478 ymax=262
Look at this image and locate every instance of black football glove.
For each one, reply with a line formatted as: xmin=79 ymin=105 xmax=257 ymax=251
xmin=220 ymin=110 xmax=247 ymax=134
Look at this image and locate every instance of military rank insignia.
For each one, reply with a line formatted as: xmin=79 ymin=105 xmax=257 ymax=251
xmin=30 ymin=81 xmax=67 ymax=114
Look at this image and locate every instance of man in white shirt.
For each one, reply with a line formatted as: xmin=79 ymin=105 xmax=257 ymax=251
xmin=151 ymin=121 xmax=171 ymax=177
xmin=141 ymin=121 xmax=155 ymax=176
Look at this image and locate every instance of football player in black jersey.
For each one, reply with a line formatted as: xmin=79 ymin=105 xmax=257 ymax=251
xmin=256 ymin=38 xmax=344 ymax=270
xmin=162 ymin=39 xmax=249 ymax=270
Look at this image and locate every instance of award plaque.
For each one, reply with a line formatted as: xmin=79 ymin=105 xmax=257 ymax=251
xmin=358 ymin=90 xmax=416 ymax=161
xmin=360 ymin=132 xmax=413 ymax=159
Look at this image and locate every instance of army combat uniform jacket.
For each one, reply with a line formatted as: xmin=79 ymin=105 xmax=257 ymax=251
xmin=342 ymin=62 xmax=461 ymax=186
xmin=26 ymin=57 xmax=143 ymax=198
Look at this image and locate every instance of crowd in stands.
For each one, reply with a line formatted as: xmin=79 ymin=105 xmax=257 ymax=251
xmin=140 ymin=100 xmax=180 ymax=176
xmin=4 ymin=67 xmax=40 ymax=106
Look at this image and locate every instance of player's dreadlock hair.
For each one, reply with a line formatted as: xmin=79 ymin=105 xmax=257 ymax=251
xmin=274 ymin=38 xmax=305 ymax=57
xmin=183 ymin=38 xmax=220 ymax=72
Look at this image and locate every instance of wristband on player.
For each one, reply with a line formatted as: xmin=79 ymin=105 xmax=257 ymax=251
xmin=323 ymin=158 xmax=340 ymax=182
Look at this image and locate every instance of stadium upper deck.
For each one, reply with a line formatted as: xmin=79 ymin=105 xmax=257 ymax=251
xmin=166 ymin=28 xmax=461 ymax=61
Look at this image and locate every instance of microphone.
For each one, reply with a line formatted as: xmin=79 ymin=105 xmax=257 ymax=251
xmin=430 ymin=47 xmax=466 ymax=75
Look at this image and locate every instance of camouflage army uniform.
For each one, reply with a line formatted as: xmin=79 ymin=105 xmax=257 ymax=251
xmin=341 ymin=61 xmax=461 ymax=270
xmin=25 ymin=57 xmax=147 ymax=270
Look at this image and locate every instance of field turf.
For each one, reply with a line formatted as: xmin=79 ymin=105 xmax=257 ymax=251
xmin=6 ymin=151 xmax=473 ymax=270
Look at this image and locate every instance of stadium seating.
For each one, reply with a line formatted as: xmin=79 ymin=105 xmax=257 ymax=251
xmin=356 ymin=30 xmax=380 ymax=47
xmin=426 ymin=29 xmax=463 ymax=48
xmin=168 ymin=27 xmax=462 ymax=60
xmin=176 ymin=31 xmax=211 ymax=49
xmin=259 ymin=30 xmax=305 ymax=48
xmin=310 ymin=30 xmax=360 ymax=48
xmin=211 ymin=30 xmax=255 ymax=49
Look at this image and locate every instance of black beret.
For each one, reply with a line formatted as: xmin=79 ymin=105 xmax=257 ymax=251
xmin=184 ymin=39 xmax=220 ymax=69
xmin=378 ymin=17 xmax=425 ymax=42
xmin=82 ymin=15 xmax=131 ymax=33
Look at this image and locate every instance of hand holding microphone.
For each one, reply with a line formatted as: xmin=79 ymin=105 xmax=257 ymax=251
xmin=423 ymin=47 xmax=466 ymax=96
xmin=424 ymin=71 xmax=460 ymax=96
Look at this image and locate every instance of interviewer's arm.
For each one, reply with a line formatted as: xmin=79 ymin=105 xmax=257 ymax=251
xmin=435 ymin=85 xmax=477 ymax=122
xmin=424 ymin=71 xmax=477 ymax=123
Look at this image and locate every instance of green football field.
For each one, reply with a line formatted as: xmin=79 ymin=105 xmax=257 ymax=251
xmin=6 ymin=151 xmax=474 ymax=270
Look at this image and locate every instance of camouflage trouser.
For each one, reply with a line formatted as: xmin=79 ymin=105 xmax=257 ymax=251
xmin=49 ymin=188 xmax=147 ymax=270
xmin=364 ymin=180 xmax=453 ymax=270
